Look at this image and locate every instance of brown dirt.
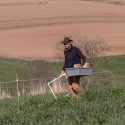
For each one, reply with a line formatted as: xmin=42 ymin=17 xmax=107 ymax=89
xmin=0 ymin=0 xmax=125 ymax=60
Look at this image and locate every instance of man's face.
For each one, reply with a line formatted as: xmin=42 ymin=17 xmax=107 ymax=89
xmin=63 ymin=42 xmax=71 ymax=49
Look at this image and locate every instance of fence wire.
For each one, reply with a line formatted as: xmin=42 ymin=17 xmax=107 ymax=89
xmin=0 ymin=69 xmax=125 ymax=100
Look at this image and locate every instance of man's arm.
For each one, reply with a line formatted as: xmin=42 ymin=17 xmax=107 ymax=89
xmin=77 ymin=48 xmax=86 ymax=66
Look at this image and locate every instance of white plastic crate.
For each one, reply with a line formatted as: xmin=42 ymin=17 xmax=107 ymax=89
xmin=66 ymin=68 xmax=92 ymax=76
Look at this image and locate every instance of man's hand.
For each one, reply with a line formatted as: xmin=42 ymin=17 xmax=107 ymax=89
xmin=60 ymin=70 xmax=65 ymax=76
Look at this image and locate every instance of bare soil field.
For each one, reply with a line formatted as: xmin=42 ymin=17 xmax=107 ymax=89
xmin=0 ymin=0 xmax=125 ymax=60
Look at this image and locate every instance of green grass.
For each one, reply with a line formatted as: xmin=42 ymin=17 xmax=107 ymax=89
xmin=0 ymin=57 xmax=63 ymax=81
xmin=0 ymin=55 xmax=125 ymax=93
xmin=0 ymin=55 xmax=125 ymax=81
xmin=0 ymin=87 xmax=125 ymax=125
xmin=0 ymin=55 xmax=125 ymax=124
xmin=0 ymin=57 xmax=28 ymax=81
xmin=0 ymin=57 xmax=63 ymax=97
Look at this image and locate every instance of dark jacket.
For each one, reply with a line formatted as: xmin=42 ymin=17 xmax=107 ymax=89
xmin=62 ymin=45 xmax=86 ymax=71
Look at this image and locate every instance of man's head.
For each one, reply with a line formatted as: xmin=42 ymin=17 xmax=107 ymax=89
xmin=61 ymin=37 xmax=73 ymax=49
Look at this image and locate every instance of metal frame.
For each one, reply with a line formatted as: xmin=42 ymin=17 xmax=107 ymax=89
xmin=47 ymin=73 xmax=68 ymax=100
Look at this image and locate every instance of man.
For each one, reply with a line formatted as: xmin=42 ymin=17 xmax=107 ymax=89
xmin=60 ymin=37 xmax=86 ymax=98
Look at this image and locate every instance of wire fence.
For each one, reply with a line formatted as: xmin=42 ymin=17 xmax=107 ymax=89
xmin=0 ymin=74 xmax=68 ymax=100
xmin=0 ymin=69 xmax=125 ymax=100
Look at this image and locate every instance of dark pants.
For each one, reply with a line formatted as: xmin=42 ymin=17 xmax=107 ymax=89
xmin=68 ymin=76 xmax=81 ymax=85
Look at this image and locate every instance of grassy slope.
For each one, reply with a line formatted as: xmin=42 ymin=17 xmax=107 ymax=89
xmin=0 ymin=57 xmax=62 ymax=82
xmin=0 ymin=55 xmax=125 ymax=124
xmin=0 ymin=57 xmax=28 ymax=81
xmin=93 ymin=55 xmax=125 ymax=86
xmin=0 ymin=87 xmax=125 ymax=125
xmin=0 ymin=55 xmax=125 ymax=81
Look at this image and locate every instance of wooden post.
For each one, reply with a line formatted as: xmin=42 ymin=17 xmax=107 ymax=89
xmin=16 ymin=74 xmax=19 ymax=103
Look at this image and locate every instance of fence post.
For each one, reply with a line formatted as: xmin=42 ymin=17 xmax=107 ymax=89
xmin=16 ymin=74 xmax=20 ymax=103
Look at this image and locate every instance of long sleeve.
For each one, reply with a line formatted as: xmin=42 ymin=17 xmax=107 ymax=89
xmin=76 ymin=48 xmax=86 ymax=65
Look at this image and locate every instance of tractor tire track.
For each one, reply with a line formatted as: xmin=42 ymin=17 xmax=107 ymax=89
xmin=0 ymin=15 xmax=125 ymax=30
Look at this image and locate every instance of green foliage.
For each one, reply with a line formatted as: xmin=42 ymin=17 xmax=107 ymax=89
xmin=0 ymin=55 xmax=124 ymax=81
xmin=0 ymin=57 xmax=60 ymax=81
xmin=0 ymin=87 xmax=125 ymax=125
xmin=0 ymin=55 xmax=125 ymax=124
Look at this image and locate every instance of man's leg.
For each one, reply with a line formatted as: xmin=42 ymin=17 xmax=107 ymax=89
xmin=69 ymin=85 xmax=78 ymax=97
xmin=68 ymin=76 xmax=77 ymax=97
xmin=72 ymin=76 xmax=83 ymax=96
xmin=72 ymin=83 xmax=79 ymax=94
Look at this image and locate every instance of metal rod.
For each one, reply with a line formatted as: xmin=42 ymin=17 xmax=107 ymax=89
xmin=47 ymin=73 xmax=67 ymax=99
